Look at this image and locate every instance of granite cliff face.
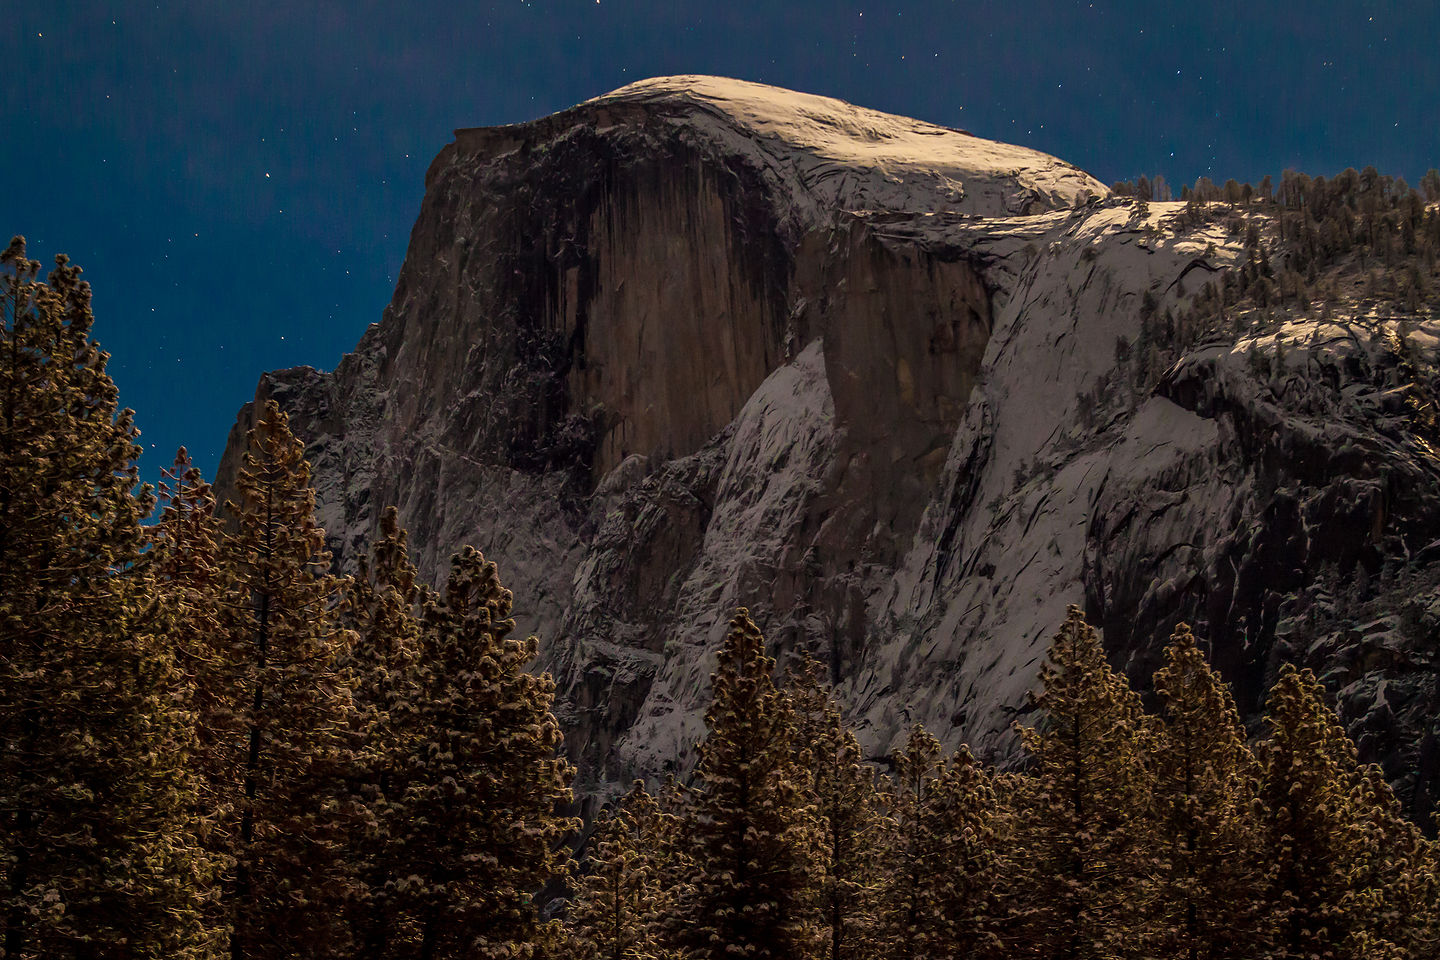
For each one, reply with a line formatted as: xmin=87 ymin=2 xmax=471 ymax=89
xmin=220 ymin=76 xmax=1440 ymax=815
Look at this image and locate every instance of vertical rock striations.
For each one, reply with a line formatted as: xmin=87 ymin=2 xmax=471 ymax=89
xmin=219 ymin=77 xmax=1440 ymax=813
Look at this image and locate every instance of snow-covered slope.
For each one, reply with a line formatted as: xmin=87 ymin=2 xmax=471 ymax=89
xmin=220 ymin=78 xmax=1440 ymax=817
xmin=581 ymin=75 xmax=1108 ymax=219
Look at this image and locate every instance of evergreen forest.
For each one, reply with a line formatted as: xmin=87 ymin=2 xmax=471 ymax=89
xmin=4 ymin=197 xmax=1440 ymax=960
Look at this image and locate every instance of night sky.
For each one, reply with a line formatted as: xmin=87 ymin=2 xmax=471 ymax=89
xmin=4 ymin=1 xmax=1437 ymax=480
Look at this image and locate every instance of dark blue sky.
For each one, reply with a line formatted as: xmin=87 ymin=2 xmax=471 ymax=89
xmin=4 ymin=1 xmax=1437 ymax=479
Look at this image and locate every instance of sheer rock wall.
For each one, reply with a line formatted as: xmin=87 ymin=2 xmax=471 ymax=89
xmin=220 ymin=78 xmax=1440 ymax=817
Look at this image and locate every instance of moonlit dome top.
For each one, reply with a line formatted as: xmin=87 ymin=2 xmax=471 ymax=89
xmin=587 ymin=75 xmax=1107 ymax=216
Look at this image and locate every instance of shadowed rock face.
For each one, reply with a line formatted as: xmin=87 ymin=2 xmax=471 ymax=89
xmin=220 ymin=77 xmax=1440 ymax=816
xmin=218 ymin=79 xmax=1006 ymax=792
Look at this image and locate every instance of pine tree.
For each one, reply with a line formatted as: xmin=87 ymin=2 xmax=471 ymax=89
xmin=813 ymin=717 xmax=881 ymax=960
xmin=568 ymin=783 xmax=670 ymax=960
xmin=155 ymin=449 xmax=244 ymax=781
xmin=1259 ymin=665 xmax=1440 ymax=958
xmin=986 ymin=771 xmax=1025 ymax=943
xmin=936 ymin=747 xmax=1007 ymax=960
xmin=786 ymin=662 xmax=881 ymax=960
xmin=1340 ymin=765 xmax=1439 ymax=958
xmin=0 ymin=238 xmax=216 ymax=957
xmin=875 ymin=724 xmax=946 ymax=960
xmin=876 ymin=726 xmax=1002 ymax=960
xmin=397 ymin=546 xmax=577 ymax=959
xmin=1257 ymin=664 xmax=1359 ymax=959
xmin=568 ymin=809 xmax=642 ymax=960
xmin=338 ymin=506 xmax=425 ymax=956
xmin=1149 ymin=624 xmax=1271 ymax=960
xmin=1011 ymin=605 xmax=1157 ymax=960
xmin=224 ymin=399 xmax=359 ymax=959
xmin=679 ymin=609 xmax=820 ymax=960
xmin=644 ymin=776 xmax=697 ymax=960
xmin=152 ymin=449 xmax=247 ymax=951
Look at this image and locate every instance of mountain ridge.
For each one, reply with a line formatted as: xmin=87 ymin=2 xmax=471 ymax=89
xmin=219 ymin=77 xmax=1440 ymax=817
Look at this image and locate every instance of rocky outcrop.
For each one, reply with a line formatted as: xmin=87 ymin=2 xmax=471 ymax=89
xmin=220 ymin=76 xmax=1440 ymax=814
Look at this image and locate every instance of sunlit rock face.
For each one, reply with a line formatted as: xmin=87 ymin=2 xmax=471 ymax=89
xmin=220 ymin=76 xmax=1440 ymax=818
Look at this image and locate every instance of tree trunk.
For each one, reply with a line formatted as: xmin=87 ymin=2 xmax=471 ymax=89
xmin=229 ymin=491 xmax=275 ymax=960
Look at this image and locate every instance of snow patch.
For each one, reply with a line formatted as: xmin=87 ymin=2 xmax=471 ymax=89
xmin=590 ymin=75 xmax=1108 ymax=218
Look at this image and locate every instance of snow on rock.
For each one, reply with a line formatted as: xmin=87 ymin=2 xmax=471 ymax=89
xmin=855 ymin=202 xmax=1244 ymax=759
xmin=220 ymin=81 xmax=1440 ymax=811
xmin=588 ymin=75 xmax=1107 ymax=219
xmin=582 ymin=340 xmax=840 ymax=784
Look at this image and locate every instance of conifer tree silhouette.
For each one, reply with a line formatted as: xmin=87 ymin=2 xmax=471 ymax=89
xmin=1339 ymin=764 xmax=1439 ymax=957
xmin=153 ymin=448 xmax=248 ymax=954
xmin=680 ymin=609 xmax=820 ymax=960
xmin=0 ymin=239 xmax=215 ymax=957
xmin=568 ymin=782 xmax=672 ymax=960
xmin=224 ymin=400 xmax=358 ymax=959
xmin=1011 ymin=605 xmax=1156 ymax=960
xmin=645 ymin=775 xmax=698 ymax=960
xmin=339 ymin=506 xmax=425 ymax=956
xmin=877 ymin=725 xmax=1004 ymax=960
xmin=786 ymin=659 xmax=881 ymax=960
xmin=1149 ymin=624 xmax=1271 ymax=959
xmin=1259 ymin=664 xmax=1438 ymax=959
xmin=399 ymin=546 xmax=576 ymax=958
